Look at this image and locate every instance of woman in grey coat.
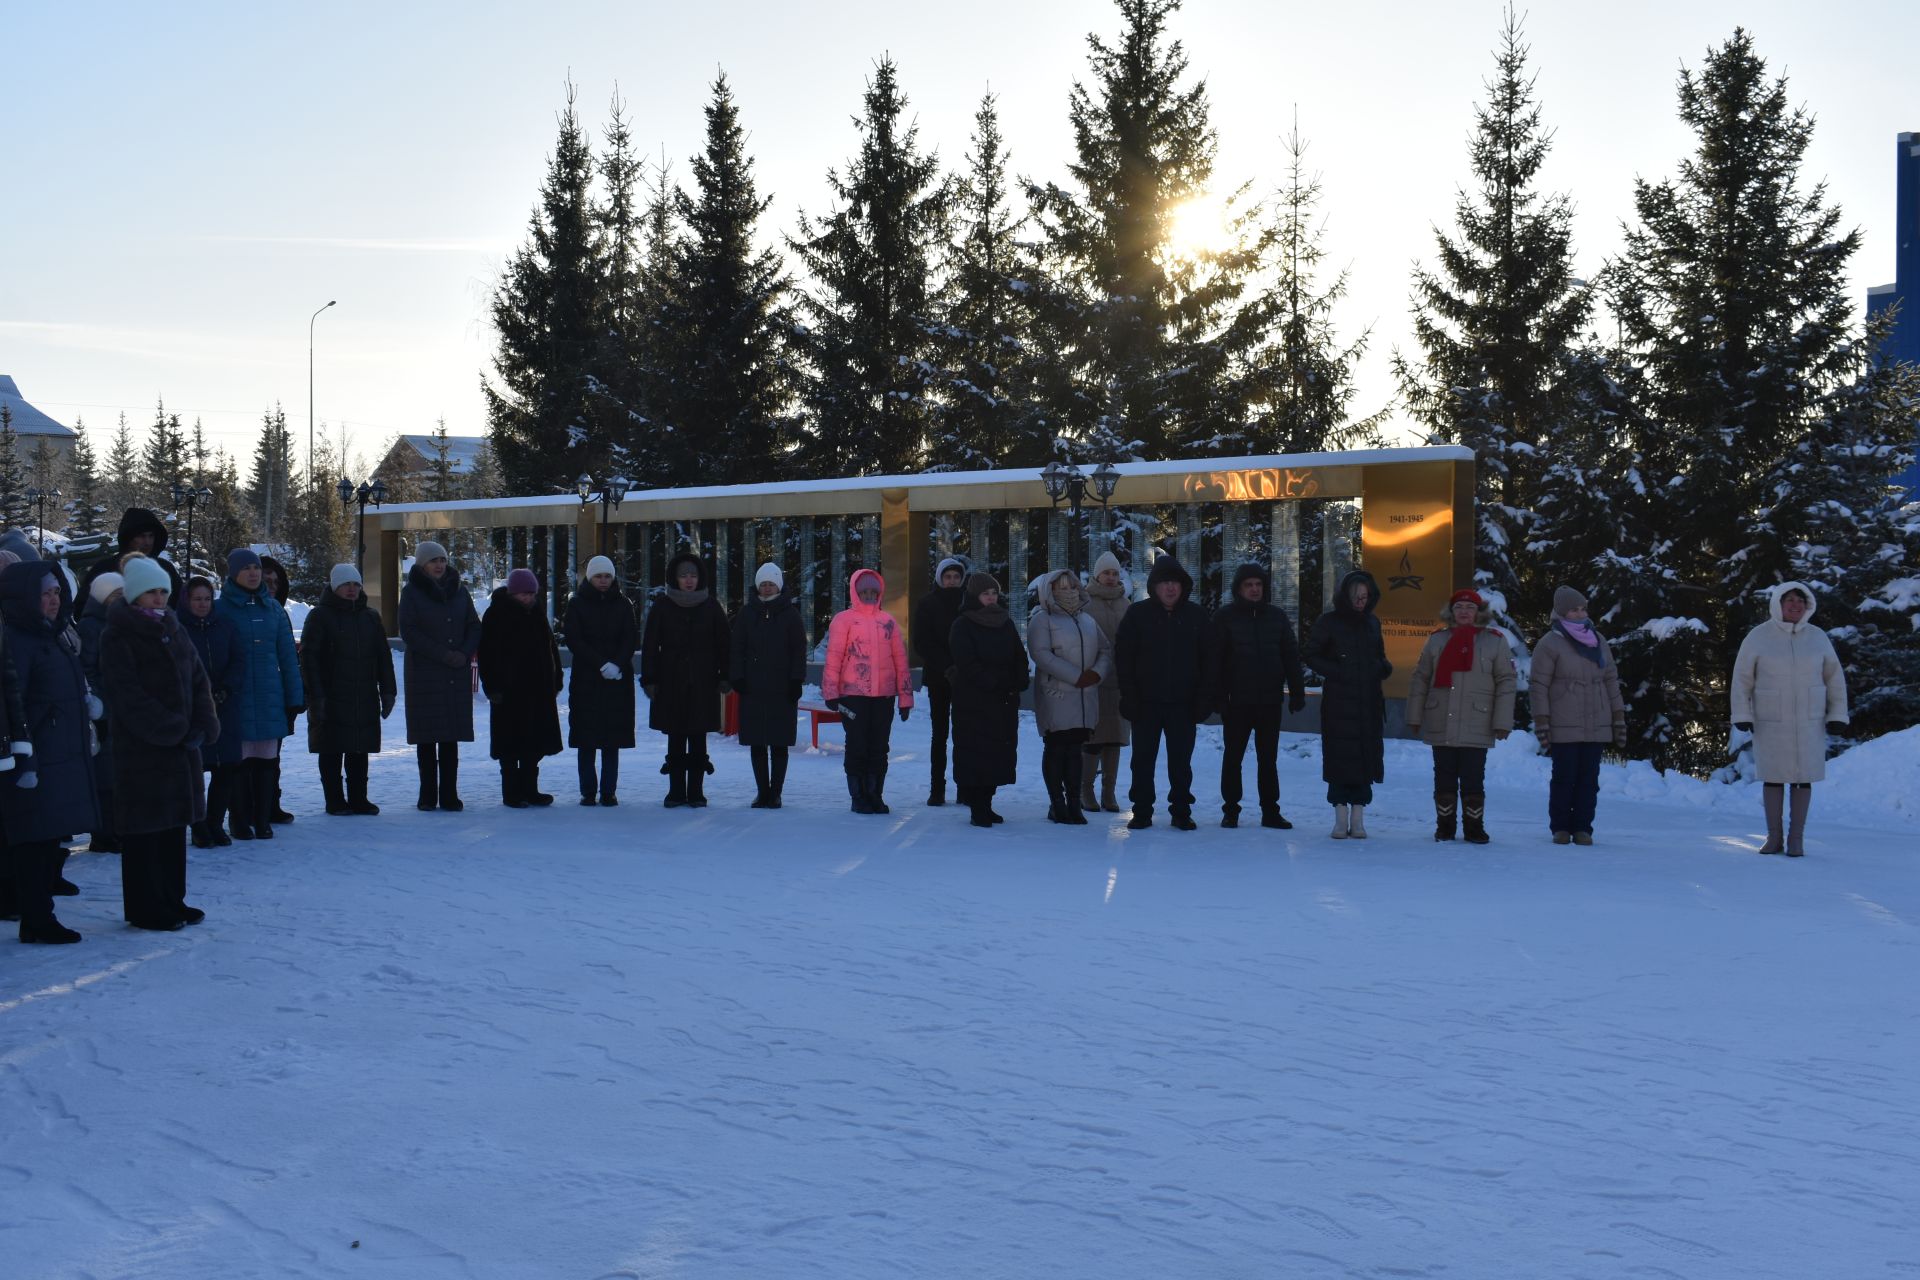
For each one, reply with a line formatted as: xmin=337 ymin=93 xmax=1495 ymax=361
xmin=1528 ymin=586 xmax=1626 ymax=846
xmin=1405 ymin=589 xmax=1517 ymax=844
xmin=1027 ymin=569 xmax=1112 ymax=824
xmin=1079 ymin=551 xmax=1131 ymax=811
xmin=398 ymin=541 xmax=481 ymax=811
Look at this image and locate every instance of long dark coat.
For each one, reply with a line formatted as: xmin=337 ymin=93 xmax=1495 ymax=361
xmin=729 ymin=591 xmax=807 ymax=747
xmin=0 ymin=563 xmax=100 ymax=844
xmin=399 ymin=563 xmax=481 ymax=745
xmin=562 ymin=581 xmax=638 ymax=750
xmin=78 ymin=593 xmax=116 ymax=788
xmin=98 ymin=601 xmax=220 ymax=835
xmin=478 ymin=589 xmax=563 ymax=761
xmin=1303 ymin=570 xmax=1393 ymax=787
xmin=912 ymin=583 xmax=964 ymax=698
xmin=182 ymin=605 xmax=247 ymax=766
xmin=1113 ymin=556 xmax=1211 ymax=721
xmin=948 ymin=602 xmax=1029 ymax=789
xmin=1209 ymin=563 xmax=1307 ymax=713
xmin=640 ymin=555 xmax=730 ymax=736
xmin=301 ymin=590 xmax=397 ymax=755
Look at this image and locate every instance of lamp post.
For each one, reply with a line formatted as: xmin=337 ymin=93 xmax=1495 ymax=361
xmin=337 ymin=476 xmax=387 ymax=570
xmin=1039 ymin=460 xmax=1121 ymax=570
xmin=309 ymin=299 xmax=336 ymax=490
xmin=168 ymin=481 xmax=212 ymax=578
xmin=25 ymin=484 xmax=61 ymax=556
xmin=577 ymin=473 xmax=630 ymax=556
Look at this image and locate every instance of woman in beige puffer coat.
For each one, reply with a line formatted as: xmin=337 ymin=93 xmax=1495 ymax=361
xmin=1028 ymin=569 xmax=1112 ymax=824
xmin=1079 ymin=551 xmax=1131 ymax=811
xmin=1405 ymin=589 xmax=1517 ymax=844
xmin=1528 ymin=585 xmax=1626 ymax=846
xmin=1730 ymin=582 xmax=1849 ymax=857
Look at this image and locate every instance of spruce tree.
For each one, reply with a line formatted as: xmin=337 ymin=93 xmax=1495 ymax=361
xmin=28 ymin=439 xmax=66 ymax=531
xmin=428 ymin=414 xmax=458 ymax=502
xmin=141 ymin=400 xmax=190 ymax=498
xmin=1395 ymin=9 xmax=1587 ymax=620
xmin=65 ymin=423 xmax=106 ymax=538
xmin=249 ymin=404 xmax=295 ymax=540
xmin=791 ymin=57 xmax=952 ymax=476
xmin=484 ymin=81 xmax=607 ymax=493
xmin=194 ymin=452 xmax=253 ymax=580
xmin=103 ymin=411 xmax=141 ymax=519
xmin=593 ymin=90 xmax=653 ymax=481
xmin=0 ymin=406 xmax=27 ymax=530
xmin=652 ymin=73 xmax=799 ymax=483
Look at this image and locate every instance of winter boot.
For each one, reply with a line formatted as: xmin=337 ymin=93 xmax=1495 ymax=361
xmin=1552 ymin=831 xmax=1573 ymax=845
xmin=685 ymin=757 xmax=710 ymax=808
xmin=1260 ymin=806 xmax=1293 ymax=830
xmin=438 ymin=748 xmax=463 ymax=812
xmin=527 ymin=763 xmax=554 ymax=807
xmin=229 ymin=763 xmax=256 ymax=840
xmin=979 ymin=785 xmax=1004 ymax=825
xmin=269 ymin=758 xmax=295 ymax=824
xmin=417 ymin=746 xmax=439 ymax=811
xmin=1170 ymin=809 xmax=1198 ymax=831
xmin=749 ymin=748 xmax=772 ymax=808
xmin=321 ymin=767 xmax=350 ymax=816
xmin=502 ymin=763 xmax=529 ymax=809
xmin=869 ymin=767 xmax=891 ymax=815
xmin=847 ymin=770 xmax=871 ymax=814
xmin=1330 ymin=804 xmax=1351 ymax=840
xmin=968 ymin=788 xmax=995 ymax=827
xmin=20 ymin=917 xmax=82 ymax=944
xmin=1572 ymin=832 xmax=1593 ymax=846
xmin=1757 ymin=784 xmax=1785 ymax=854
xmin=768 ymin=748 xmax=788 ymax=809
xmin=1433 ymin=794 xmax=1457 ymax=842
xmin=1220 ymin=805 xmax=1239 ymax=829
xmin=928 ymin=775 xmax=946 ymax=807
xmin=53 ymin=851 xmax=78 ymax=896
xmin=249 ymin=760 xmax=277 ymax=840
xmin=346 ymin=757 xmax=379 ymax=815
xmin=203 ymin=766 xmax=233 ymax=845
xmin=663 ymin=754 xmax=688 ymax=808
xmin=1786 ymin=784 xmax=1811 ymax=857
xmin=1347 ymin=806 xmax=1368 ymax=839
xmin=1099 ymin=746 xmax=1123 ymax=812
xmin=1462 ymin=795 xmax=1490 ymax=845
xmin=1127 ymin=805 xmax=1153 ymax=831
xmin=1043 ymin=757 xmax=1068 ymax=824
xmin=1062 ymin=756 xmax=1088 ymax=824
xmin=191 ymin=822 xmax=215 ymax=849
xmin=1080 ymin=754 xmax=1100 ymax=813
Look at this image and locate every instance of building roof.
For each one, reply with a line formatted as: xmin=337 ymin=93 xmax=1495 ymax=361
xmin=0 ymin=377 xmax=78 ymax=439
xmin=393 ymin=433 xmax=485 ymax=475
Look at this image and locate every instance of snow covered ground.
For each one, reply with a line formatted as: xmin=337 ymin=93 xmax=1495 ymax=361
xmin=4 ymin=690 xmax=1916 ymax=1279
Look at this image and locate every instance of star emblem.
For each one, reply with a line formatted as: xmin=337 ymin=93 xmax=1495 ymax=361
xmin=1387 ymin=550 xmax=1424 ymax=592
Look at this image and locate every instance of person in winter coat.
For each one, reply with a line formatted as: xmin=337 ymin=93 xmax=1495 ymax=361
xmin=949 ymin=573 xmax=1028 ymax=827
xmin=255 ymin=554 xmax=300 ymax=825
xmin=913 ymin=556 xmax=967 ymax=806
xmin=1027 ymin=568 xmax=1111 ymax=824
xmin=78 ymin=571 xmax=124 ymax=854
xmin=1080 ymin=551 xmax=1132 ymax=813
xmin=1406 ymin=589 xmax=1517 ymax=844
xmin=79 ymin=506 xmax=183 ymax=605
xmin=563 ymin=555 xmax=637 ymax=806
xmin=399 ymin=540 xmax=481 ymax=811
xmin=1304 ymin=570 xmax=1392 ymax=839
xmin=1210 ymin=562 xmax=1308 ymax=829
xmin=2 ymin=561 xmax=99 ymax=943
xmin=181 ymin=576 xmax=246 ymax=846
xmin=0 ymin=548 xmax=27 ymax=925
xmin=641 ymin=552 xmax=731 ymax=808
xmin=216 ymin=548 xmax=304 ymax=840
xmin=1528 ymin=586 xmax=1627 ymax=846
xmin=1731 ymin=582 xmax=1849 ymax=857
xmin=730 ymin=561 xmax=807 ymax=809
xmin=99 ymin=556 xmax=220 ymax=932
xmin=479 ymin=568 xmax=564 ymax=808
xmin=301 ymin=564 xmax=397 ymax=817
xmin=1113 ymin=556 xmax=1210 ymax=831
xmin=258 ymin=555 xmax=292 ymax=607
xmin=822 ymin=567 xmax=915 ymax=814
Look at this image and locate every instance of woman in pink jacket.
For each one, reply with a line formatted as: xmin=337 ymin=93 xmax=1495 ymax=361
xmin=822 ymin=568 xmax=915 ymax=814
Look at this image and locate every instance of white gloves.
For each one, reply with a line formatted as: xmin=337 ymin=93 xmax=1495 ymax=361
xmin=17 ymin=771 xmax=37 ymax=789
xmin=87 ymin=693 xmax=105 ymax=720
xmin=600 ymin=662 xmax=621 ymax=680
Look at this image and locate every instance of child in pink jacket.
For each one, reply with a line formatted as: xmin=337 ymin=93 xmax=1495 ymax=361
xmin=822 ymin=568 xmax=915 ymax=814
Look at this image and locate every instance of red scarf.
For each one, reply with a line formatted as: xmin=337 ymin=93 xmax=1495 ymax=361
xmin=1433 ymin=625 xmax=1480 ymax=688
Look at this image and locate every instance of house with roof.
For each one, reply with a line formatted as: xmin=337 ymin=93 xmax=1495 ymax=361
xmin=375 ymin=431 xmax=490 ymax=498
xmin=0 ymin=376 xmax=79 ymax=465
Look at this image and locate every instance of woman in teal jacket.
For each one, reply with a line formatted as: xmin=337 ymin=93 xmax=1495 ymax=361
xmin=215 ymin=549 xmax=303 ymax=840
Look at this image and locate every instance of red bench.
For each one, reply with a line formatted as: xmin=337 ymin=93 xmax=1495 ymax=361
xmin=721 ymin=692 xmax=844 ymax=748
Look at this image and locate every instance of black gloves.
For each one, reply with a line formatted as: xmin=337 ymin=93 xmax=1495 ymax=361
xmin=789 ymin=680 xmax=804 ymax=704
xmin=898 ymin=706 xmax=911 ymax=723
xmin=1288 ymin=692 xmax=1306 ymax=715
xmin=1826 ymin=721 xmax=1846 ymax=735
xmin=380 ymin=693 xmax=396 ymax=719
xmin=1733 ymin=721 xmax=1753 ymax=732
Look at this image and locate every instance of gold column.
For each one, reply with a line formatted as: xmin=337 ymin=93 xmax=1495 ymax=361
xmin=879 ymin=488 xmax=915 ymax=639
xmin=1360 ymin=460 xmax=1460 ymax=698
xmin=366 ymin=516 xmax=401 ymax=634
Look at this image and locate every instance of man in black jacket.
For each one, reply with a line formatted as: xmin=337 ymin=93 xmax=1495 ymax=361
xmin=79 ymin=507 xmax=184 ymax=604
xmin=1209 ymin=563 xmax=1307 ymax=829
xmin=1113 ymin=555 xmax=1209 ymax=830
xmin=912 ymin=556 xmax=967 ymax=805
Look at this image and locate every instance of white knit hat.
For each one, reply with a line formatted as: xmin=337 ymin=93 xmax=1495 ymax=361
xmin=329 ymin=563 xmax=363 ymax=590
xmin=755 ymin=561 xmax=784 ymax=590
xmin=121 ymin=557 xmax=172 ymax=604
xmin=584 ymin=555 xmax=616 ymax=580
xmin=90 ymin=572 xmax=126 ymax=604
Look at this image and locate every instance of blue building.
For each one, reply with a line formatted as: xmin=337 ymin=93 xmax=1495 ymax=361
xmin=1866 ymin=132 xmax=1919 ymax=490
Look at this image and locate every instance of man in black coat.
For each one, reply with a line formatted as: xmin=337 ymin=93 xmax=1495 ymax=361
xmin=1113 ymin=555 xmax=1210 ymax=831
xmin=1209 ymin=563 xmax=1308 ymax=829
xmin=912 ymin=555 xmax=967 ymax=806
xmin=79 ymin=507 xmax=184 ymax=604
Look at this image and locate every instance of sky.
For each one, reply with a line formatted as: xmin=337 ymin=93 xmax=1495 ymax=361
xmin=2 ymin=0 xmax=1914 ymax=478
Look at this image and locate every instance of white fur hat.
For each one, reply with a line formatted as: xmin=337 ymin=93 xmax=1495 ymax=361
xmin=755 ymin=562 xmax=784 ymax=590
xmin=584 ymin=555 xmax=616 ymax=580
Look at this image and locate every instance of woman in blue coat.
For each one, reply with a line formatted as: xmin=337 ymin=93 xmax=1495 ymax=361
xmin=2 ymin=560 xmax=98 ymax=943
xmin=215 ymin=549 xmax=303 ymax=840
xmin=181 ymin=576 xmax=246 ymax=846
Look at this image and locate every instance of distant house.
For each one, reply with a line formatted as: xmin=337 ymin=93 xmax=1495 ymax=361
xmin=375 ymin=432 xmax=487 ymax=498
xmin=0 ymin=376 xmax=79 ymax=464
xmin=1865 ymin=131 xmax=1919 ymax=491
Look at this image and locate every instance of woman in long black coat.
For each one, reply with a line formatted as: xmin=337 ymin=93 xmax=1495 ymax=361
xmin=479 ymin=568 xmax=563 ymax=808
xmin=1303 ymin=569 xmax=1393 ymax=837
xmin=561 ymin=555 xmax=637 ymax=806
xmin=2 ymin=561 xmax=99 ymax=943
xmin=99 ymin=559 xmax=221 ymax=932
xmin=302 ymin=564 xmax=398 ymax=817
xmin=730 ymin=561 xmax=807 ymax=809
xmin=399 ymin=541 xmax=480 ymax=811
xmin=948 ymin=573 xmax=1030 ymax=828
xmin=181 ymin=577 xmax=246 ymax=846
xmin=640 ymin=552 xmax=730 ymax=808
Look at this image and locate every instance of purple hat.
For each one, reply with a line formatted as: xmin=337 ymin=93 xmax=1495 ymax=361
xmin=506 ymin=567 xmax=539 ymax=594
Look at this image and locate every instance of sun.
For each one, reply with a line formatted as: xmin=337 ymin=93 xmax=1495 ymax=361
xmin=1164 ymin=192 xmax=1236 ymax=261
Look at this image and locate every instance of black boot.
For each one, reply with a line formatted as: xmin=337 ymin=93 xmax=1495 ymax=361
xmin=1260 ymin=806 xmax=1292 ymax=830
xmin=1062 ymin=753 xmax=1088 ymax=825
xmin=321 ymin=764 xmax=350 ymax=816
xmin=969 ymin=790 xmax=995 ymax=827
xmin=980 ymin=785 xmax=1004 ymax=825
xmin=229 ymin=762 xmax=256 ymax=840
xmin=438 ymin=745 xmax=463 ymax=812
xmin=1220 ymin=806 xmax=1239 ymax=829
xmin=526 ymin=762 xmax=554 ymax=807
xmin=269 ymin=758 xmax=294 ymax=823
xmin=686 ymin=756 xmax=710 ymax=808
xmin=53 ymin=850 xmax=78 ymax=895
xmin=768 ymin=748 xmax=788 ymax=809
xmin=502 ymin=762 xmax=529 ymax=809
xmin=206 ymin=766 xmax=234 ymax=844
xmin=417 ymin=744 xmax=439 ymax=811
xmin=191 ymin=822 xmax=214 ymax=849
xmin=1043 ymin=754 xmax=1067 ymax=823
xmin=1434 ymin=793 xmax=1458 ymax=842
xmin=663 ymin=754 xmax=687 ymax=808
xmin=1170 ymin=809 xmax=1198 ymax=831
xmin=847 ymin=770 xmax=871 ymax=814
xmin=346 ymin=756 xmax=379 ymax=815
xmin=1462 ymin=794 xmax=1489 ymax=845
xmin=868 ymin=769 xmax=890 ymax=816
xmin=250 ymin=760 xmax=277 ymax=839
xmin=749 ymin=747 xmax=772 ymax=808
xmin=927 ymin=778 xmax=946 ymax=807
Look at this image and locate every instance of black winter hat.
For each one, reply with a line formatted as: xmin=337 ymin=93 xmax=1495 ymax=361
xmin=1230 ymin=562 xmax=1271 ymax=599
xmin=1145 ymin=555 xmax=1193 ymax=599
xmin=115 ymin=506 xmax=169 ymax=555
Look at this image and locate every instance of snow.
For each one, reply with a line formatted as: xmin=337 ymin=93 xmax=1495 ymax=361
xmin=5 ymin=695 xmax=1917 ymax=1278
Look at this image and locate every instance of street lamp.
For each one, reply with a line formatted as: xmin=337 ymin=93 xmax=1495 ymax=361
xmin=169 ymin=481 xmax=212 ymax=578
xmin=25 ymin=484 xmax=61 ymax=555
xmin=1038 ymin=460 xmax=1122 ymax=569
xmin=309 ymin=299 xmax=336 ymax=489
xmin=577 ymin=473 xmax=630 ymax=555
xmin=337 ymin=476 xmax=387 ymax=570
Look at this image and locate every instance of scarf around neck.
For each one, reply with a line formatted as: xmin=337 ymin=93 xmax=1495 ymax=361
xmin=665 ymin=586 xmax=709 ymax=609
xmin=965 ymin=603 xmax=1010 ymax=629
xmin=1555 ymin=618 xmax=1605 ymax=665
xmin=1085 ymin=578 xmax=1126 ymax=602
xmin=1433 ymin=625 xmax=1481 ymax=688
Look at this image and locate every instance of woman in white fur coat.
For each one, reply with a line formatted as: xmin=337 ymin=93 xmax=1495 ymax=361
xmin=1729 ymin=582 xmax=1849 ymax=857
xmin=1027 ymin=569 xmax=1112 ymax=824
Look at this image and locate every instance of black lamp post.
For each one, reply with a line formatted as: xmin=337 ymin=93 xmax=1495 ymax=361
xmin=577 ymin=473 xmax=630 ymax=555
xmin=1039 ymin=460 xmax=1121 ymax=569
xmin=337 ymin=476 xmax=387 ymax=570
xmin=168 ymin=480 xmax=211 ymax=575
xmin=25 ymin=484 xmax=61 ymax=556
